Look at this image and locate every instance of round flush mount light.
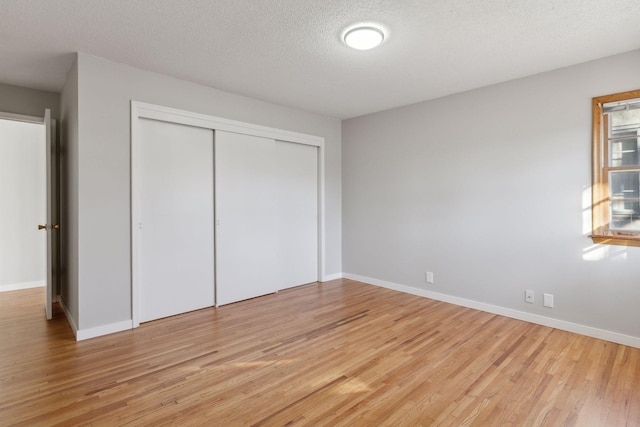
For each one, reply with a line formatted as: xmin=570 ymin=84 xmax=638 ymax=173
xmin=344 ymin=26 xmax=385 ymax=50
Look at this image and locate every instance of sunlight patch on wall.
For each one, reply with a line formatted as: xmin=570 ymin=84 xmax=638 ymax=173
xmin=582 ymin=244 xmax=628 ymax=262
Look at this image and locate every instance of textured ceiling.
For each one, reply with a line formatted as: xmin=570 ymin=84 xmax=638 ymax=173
xmin=1 ymin=0 xmax=639 ymax=119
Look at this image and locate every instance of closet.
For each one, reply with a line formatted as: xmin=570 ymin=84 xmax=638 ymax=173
xmin=132 ymin=103 xmax=322 ymax=324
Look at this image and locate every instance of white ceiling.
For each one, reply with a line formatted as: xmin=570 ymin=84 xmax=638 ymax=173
xmin=1 ymin=0 xmax=639 ymax=119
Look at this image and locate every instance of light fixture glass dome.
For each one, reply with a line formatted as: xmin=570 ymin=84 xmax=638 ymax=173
xmin=344 ymin=26 xmax=384 ymax=50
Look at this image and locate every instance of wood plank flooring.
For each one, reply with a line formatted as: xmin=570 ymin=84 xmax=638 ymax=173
xmin=1 ymin=279 xmax=639 ymax=426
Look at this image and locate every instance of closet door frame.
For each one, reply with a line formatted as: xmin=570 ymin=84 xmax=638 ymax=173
xmin=130 ymin=101 xmax=325 ymax=328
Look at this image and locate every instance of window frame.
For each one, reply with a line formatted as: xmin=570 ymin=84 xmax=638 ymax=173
xmin=591 ymin=89 xmax=640 ymax=247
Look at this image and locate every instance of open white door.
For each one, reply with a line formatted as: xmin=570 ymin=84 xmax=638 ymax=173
xmin=43 ymin=109 xmax=53 ymax=319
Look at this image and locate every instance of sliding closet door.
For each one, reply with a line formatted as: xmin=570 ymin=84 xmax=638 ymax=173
xmin=215 ymin=131 xmax=319 ymax=305
xmin=215 ymin=131 xmax=279 ymax=305
xmin=138 ymin=119 xmax=215 ymax=322
xmin=274 ymin=140 xmax=318 ymax=289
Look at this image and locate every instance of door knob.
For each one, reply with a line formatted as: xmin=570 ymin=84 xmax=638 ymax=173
xmin=38 ymin=224 xmax=59 ymax=230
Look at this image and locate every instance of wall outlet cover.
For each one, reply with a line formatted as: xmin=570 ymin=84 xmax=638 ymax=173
xmin=525 ymin=290 xmax=534 ymax=303
xmin=426 ymin=272 xmax=434 ymax=284
xmin=543 ymin=293 xmax=554 ymax=308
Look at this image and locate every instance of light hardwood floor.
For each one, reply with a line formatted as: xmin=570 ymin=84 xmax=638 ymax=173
xmin=1 ymin=279 xmax=639 ymax=426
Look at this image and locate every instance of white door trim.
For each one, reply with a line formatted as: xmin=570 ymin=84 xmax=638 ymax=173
xmin=130 ymin=101 xmax=326 ymax=328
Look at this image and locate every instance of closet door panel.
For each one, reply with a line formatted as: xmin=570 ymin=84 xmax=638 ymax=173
xmin=138 ymin=119 xmax=214 ymax=322
xmin=215 ymin=131 xmax=279 ymax=305
xmin=274 ymin=141 xmax=318 ymax=289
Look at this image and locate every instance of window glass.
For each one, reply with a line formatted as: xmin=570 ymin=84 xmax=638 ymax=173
xmin=609 ymin=171 xmax=640 ymax=231
xmin=609 ymin=108 xmax=640 ymax=167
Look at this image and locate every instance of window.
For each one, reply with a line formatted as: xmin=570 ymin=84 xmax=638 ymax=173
xmin=592 ymin=89 xmax=640 ymax=246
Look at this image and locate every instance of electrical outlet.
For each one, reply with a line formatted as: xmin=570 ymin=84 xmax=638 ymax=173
xmin=525 ymin=290 xmax=534 ymax=304
xmin=543 ymin=293 xmax=554 ymax=308
xmin=425 ymin=272 xmax=434 ymax=284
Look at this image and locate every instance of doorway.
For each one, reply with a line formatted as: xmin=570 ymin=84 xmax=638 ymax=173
xmin=0 ymin=111 xmax=58 ymax=320
xmin=0 ymin=117 xmax=46 ymax=292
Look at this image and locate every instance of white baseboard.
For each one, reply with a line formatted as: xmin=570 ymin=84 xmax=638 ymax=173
xmin=59 ymin=297 xmax=79 ymax=338
xmin=343 ymin=273 xmax=640 ymax=349
xmin=0 ymin=280 xmax=45 ymax=292
xmin=321 ymin=272 xmax=343 ymax=282
xmin=59 ymin=297 xmax=132 ymax=341
xmin=76 ymin=320 xmax=133 ymax=341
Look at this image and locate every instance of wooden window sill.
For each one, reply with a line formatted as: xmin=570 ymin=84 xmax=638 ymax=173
xmin=590 ymin=234 xmax=640 ymax=247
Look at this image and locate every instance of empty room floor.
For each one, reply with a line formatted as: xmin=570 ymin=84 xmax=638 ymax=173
xmin=1 ymin=279 xmax=639 ymax=426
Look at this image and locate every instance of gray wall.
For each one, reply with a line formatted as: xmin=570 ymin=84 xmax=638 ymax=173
xmin=72 ymin=53 xmax=342 ymax=331
xmin=343 ymin=49 xmax=640 ymax=339
xmin=0 ymin=83 xmax=60 ymax=119
xmin=60 ymin=57 xmax=79 ymax=327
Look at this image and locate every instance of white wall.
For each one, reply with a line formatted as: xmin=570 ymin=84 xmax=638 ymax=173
xmin=70 ymin=53 xmax=342 ymax=333
xmin=343 ymin=49 xmax=640 ymax=342
xmin=0 ymin=119 xmax=45 ymax=290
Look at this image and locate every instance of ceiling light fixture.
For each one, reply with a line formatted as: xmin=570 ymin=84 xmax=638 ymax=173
xmin=344 ymin=26 xmax=385 ymax=50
